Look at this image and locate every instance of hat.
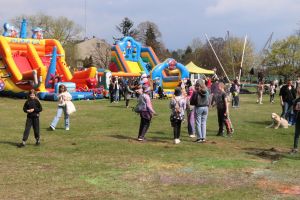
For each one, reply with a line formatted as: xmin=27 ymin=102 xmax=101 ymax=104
xmin=141 ymin=74 xmax=147 ymax=78
xmin=174 ymin=87 xmax=182 ymax=96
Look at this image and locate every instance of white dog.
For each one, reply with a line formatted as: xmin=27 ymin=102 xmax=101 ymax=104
xmin=266 ymin=113 xmax=289 ymax=129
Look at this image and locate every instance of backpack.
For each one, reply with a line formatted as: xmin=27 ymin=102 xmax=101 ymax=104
xmin=174 ymin=99 xmax=181 ymax=117
xmin=133 ymin=94 xmax=147 ymax=113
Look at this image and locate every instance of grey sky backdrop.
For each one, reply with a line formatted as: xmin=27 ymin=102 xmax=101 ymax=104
xmin=0 ymin=0 xmax=299 ymax=51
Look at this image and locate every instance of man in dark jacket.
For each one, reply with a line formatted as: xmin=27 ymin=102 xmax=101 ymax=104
xmin=279 ymin=80 xmax=296 ymax=124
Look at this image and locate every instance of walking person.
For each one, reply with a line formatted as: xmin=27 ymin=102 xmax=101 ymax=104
xmin=18 ymin=89 xmax=43 ymax=147
xmin=257 ymin=81 xmax=264 ymax=104
xmin=190 ymin=80 xmax=210 ymax=143
xmin=137 ymin=86 xmax=156 ymax=141
xmin=269 ymin=81 xmax=276 ymax=103
xmin=49 ymin=84 xmax=72 ymax=131
xmin=170 ymin=87 xmax=186 ymax=144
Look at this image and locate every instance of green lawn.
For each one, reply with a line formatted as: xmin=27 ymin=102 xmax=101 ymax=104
xmin=0 ymin=94 xmax=300 ymax=200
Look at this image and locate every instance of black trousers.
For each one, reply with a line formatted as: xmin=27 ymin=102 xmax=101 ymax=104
xmin=138 ymin=117 xmax=151 ymax=139
xmin=217 ymin=108 xmax=226 ymax=134
xmin=22 ymin=117 xmax=40 ymax=142
xmin=173 ymin=119 xmax=182 ymax=139
xmin=126 ymin=99 xmax=130 ymax=107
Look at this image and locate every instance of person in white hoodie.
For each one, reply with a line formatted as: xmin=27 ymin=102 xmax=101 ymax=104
xmin=49 ymin=84 xmax=72 ymax=131
xmin=170 ymin=87 xmax=186 ymax=144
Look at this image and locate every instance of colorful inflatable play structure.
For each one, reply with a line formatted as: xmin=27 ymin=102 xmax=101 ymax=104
xmin=108 ymin=36 xmax=189 ymax=95
xmin=0 ymin=19 xmax=102 ymax=100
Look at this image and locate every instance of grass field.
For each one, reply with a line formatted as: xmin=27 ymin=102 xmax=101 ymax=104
xmin=0 ymin=94 xmax=300 ymax=200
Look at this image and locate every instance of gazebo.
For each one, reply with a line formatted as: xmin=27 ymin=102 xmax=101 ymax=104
xmin=185 ymin=61 xmax=214 ymax=82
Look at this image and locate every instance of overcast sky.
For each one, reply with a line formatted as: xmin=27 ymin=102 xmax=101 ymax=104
xmin=0 ymin=0 xmax=299 ymax=51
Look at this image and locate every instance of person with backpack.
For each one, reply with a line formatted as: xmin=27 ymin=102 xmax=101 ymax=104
xmin=136 ymin=86 xmax=156 ymax=141
xmin=190 ymin=79 xmax=210 ymax=143
xmin=170 ymin=87 xmax=186 ymax=144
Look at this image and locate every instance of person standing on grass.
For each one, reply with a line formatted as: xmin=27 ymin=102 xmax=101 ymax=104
xmin=170 ymin=87 xmax=186 ymax=144
xmin=49 ymin=84 xmax=72 ymax=131
xmin=290 ymin=87 xmax=300 ymax=154
xmin=256 ymin=81 xmax=264 ymax=104
xmin=125 ymin=80 xmax=134 ymax=108
xmin=137 ymin=86 xmax=156 ymax=141
xmin=190 ymin=79 xmax=209 ymax=143
xmin=230 ymin=79 xmax=240 ymax=108
xmin=186 ymin=85 xmax=196 ymax=138
xmin=269 ymin=81 xmax=276 ymax=103
xmin=279 ymin=79 xmax=296 ymax=125
xmin=18 ymin=89 xmax=42 ymax=147
xmin=212 ymin=82 xmax=234 ymax=137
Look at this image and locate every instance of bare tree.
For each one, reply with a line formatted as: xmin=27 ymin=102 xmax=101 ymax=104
xmin=11 ymin=13 xmax=83 ymax=45
xmin=91 ymin=44 xmax=111 ymax=68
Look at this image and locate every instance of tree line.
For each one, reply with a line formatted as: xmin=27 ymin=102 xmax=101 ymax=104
xmin=8 ymin=14 xmax=300 ymax=81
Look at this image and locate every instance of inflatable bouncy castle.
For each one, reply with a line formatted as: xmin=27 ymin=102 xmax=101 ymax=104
xmin=108 ymin=36 xmax=189 ymax=95
xmin=0 ymin=19 xmax=103 ymax=100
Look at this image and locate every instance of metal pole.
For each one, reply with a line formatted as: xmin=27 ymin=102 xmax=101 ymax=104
xmin=205 ymin=34 xmax=230 ymax=83
xmin=238 ymin=35 xmax=247 ymax=82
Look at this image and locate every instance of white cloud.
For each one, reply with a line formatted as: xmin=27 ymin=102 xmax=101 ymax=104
xmin=205 ymin=0 xmax=300 ymax=19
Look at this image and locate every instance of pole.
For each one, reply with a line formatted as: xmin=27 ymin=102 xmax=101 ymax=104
xmin=205 ymin=34 xmax=230 ymax=83
xmin=238 ymin=35 xmax=247 ymax=82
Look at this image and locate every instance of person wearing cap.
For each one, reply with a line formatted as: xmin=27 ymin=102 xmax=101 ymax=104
xmin=190 ymin=79 xmax=210 ymax=142
xmin=137 ymin=86 xmax=156 ymax=141
xmin=170 ymin=87 xmax=186 ymax=144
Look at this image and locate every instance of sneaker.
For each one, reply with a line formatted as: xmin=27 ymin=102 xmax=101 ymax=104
xmin=189 ymin=134 xmax=196 ymax=138
xmin=201 ymin=139 xmax=206 ymax=142
xmin=216 ymin=132 xmax=224 ymax=136
xmin=194 ymin=139 xmax=202 ymax=142
xmin=65 ymin=127 xmax=70 ymax=131
xmin=17 ymin=141 xmax=25 ymax=148
xmin=35 ymin=140 xmax=40 ymax=146
xmin=49 ymin=125 xmax=55 ymax=131
xmin=289 ymin=148 xmax=298 ymax=154
xmin=174 ymin=139 xmax=181 ymax=144
xmin=137 ymin=137 xmax=144 ymax=141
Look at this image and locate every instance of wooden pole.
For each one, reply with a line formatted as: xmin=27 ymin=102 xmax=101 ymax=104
xmin=205 ymin=34 xmax=230 ymax=83
xmin=238 ymin=35 xmax=247 ymax=82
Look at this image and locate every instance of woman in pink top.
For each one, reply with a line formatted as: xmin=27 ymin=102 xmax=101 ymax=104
xmin=137 ymin=86 xmax=156 ymax=141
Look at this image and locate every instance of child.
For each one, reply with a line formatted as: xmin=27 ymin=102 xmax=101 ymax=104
xmin=170 ymin=87 xmax=186 ymax=144
xmin=290 ymin=87 xmax=300 ymax=154
xmin=257 ymin=81 xmax=264 ymax=104
xmin=49 ymin=84 xmax=72 ymax=131
xmin=213 ymin=82 xmax=234 ymax=137
xmin=269 ymin=81 xmax=276 ymax=103
xmin=18 ymin=89 xmax=43 ymax=147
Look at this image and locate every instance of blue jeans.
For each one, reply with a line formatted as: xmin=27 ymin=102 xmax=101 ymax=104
xmin=51 ymin=106 xmax=70 ymax=129
xmin=281 ymin=102 xmax=294 ymax=124
xmin=194 ymin=106 xmax=208 ymax=139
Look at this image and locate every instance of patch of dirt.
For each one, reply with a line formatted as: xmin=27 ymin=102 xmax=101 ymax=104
xmin=244 ymin=147 xmax=285 ymax=161
xmin=257 ymin=179 xmax=300 ymax=196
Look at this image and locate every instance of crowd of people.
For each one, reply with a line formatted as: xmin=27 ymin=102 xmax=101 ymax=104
xmin=16 ymin=74 xmax=300 ymax=155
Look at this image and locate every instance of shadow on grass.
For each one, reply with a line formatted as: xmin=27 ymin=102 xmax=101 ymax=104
xmin=107 ymin=104 xmax=127 ymax=109
xmin=0 ymin=140 xmax=19 ymax=147
xmin=245 ymin=147 xmax=300 ymax=161
xmin=243 ymin=147 xmax=283 ymax=161
xmin=109 ymin=134 xmax=169 ymax=143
